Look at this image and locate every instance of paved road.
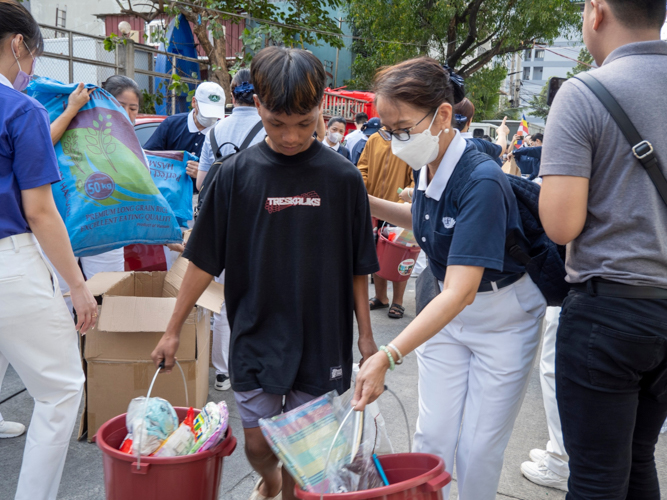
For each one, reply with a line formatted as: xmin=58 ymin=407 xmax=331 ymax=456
xmin=2 ymin=279 xmax=667 ymax=499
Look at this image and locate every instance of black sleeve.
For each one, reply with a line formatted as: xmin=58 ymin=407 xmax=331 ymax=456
xmin=340 ymin=146 xmax=351 ymax=161
xmin=352 ymin=175 xmax=380 ymax=275
xmin=183 ymin=166 xmax=230 ymax=276
xmin=143 ymin=119 xmax=169 ymax=151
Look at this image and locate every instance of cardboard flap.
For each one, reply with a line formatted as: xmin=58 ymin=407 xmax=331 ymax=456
xmin=98 ymin=296 xmax=176 ymax=332
xmin=164 ymin=257 xmax=225 ymax=313
xmin=66 ymin=272 xmax=133 ymax=297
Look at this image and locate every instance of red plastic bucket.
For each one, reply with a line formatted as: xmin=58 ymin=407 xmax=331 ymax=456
xmin=376 ymin=232 xmax=422 ymax=282
xmin=97 ymin=407 xmax=237 ymax=500
xmin=295 ymin=453 xmax=450 ymax=500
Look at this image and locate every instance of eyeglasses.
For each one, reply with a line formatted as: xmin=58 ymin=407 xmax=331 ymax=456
xmin=378 ymin=109 xmax=434 ymax=142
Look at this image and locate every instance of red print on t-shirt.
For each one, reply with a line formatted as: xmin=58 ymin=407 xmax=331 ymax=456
xmin=265 ymin=191 xmax=322 ymax=213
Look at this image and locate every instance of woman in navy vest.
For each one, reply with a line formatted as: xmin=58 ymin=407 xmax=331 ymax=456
xmin=352 ymin=57 xmax=546 ymax=500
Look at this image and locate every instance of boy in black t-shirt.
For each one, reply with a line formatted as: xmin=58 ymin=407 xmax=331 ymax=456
xmin=152 ymin=47 xmax=379 ymax=500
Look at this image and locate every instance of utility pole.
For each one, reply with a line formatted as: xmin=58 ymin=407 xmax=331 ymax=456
xmin=334 ymin=17 xmax=342 ymax=88
xmin=508 ymin=53 xmax=516 ymax=108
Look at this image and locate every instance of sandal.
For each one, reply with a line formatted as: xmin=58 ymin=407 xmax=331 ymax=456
xmin=388 ymin=303 xmax=405 ymax=319
xmin=369 ymin=297 xmax=389 ymax=310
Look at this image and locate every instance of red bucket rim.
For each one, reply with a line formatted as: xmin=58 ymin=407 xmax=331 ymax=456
xmin=377 ymin=231 xmax=420 ymax=251
xmin=294 ymin=453 xmax=445 ymax=499
xmin=96 ymin=407 xmax=235 ymax=464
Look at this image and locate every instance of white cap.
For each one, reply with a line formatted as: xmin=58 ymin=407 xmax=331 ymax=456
xmin=195 ymin=82 xmax=226 ymax=119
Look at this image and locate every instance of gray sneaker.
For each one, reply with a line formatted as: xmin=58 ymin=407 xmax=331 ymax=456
xmin=215 ymin=374 xmax=231 ymax=391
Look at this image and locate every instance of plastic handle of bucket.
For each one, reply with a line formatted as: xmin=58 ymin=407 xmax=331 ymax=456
xmin=136 ymin=360 xmax=189 ymax=470
xmin=424 ymin=471 xmax=452 ymax=492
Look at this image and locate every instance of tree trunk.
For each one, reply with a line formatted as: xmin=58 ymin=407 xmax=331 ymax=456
xmin=182 ymin=12 xmax=232 ymax=103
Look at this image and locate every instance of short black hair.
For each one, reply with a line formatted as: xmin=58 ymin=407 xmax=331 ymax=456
xmin=102 ymin=75 xmax=142 ymax=106
xmin=355 ymin=112 xmax=369 ymax=125
xmin=327 ymin=116 xmax=346 ymax=129
xmin=251 ymin=46 xmax=326 ymax=115
xmin=603 ymin=0 xmax=666 ymax=29
xmin=532 ymin=133 xmax=544 ymax=142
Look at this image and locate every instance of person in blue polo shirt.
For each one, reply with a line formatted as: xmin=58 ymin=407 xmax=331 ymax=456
xmin=144 ymin=81 xmax=227 ymax=180
xmin=0 ymin=2 xmax=97 ymax=497
xmin=352 ymin=57 xmax=546 ymax=500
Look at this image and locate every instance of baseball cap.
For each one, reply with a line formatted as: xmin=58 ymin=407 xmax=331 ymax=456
xmin=195 ymin=82 xmax=226 ymax=119
xmin=362 ymin=117 xmax=382 ymax=136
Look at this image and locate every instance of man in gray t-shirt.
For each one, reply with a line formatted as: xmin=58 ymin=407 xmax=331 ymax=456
xmin=538 ymin=0 xmax=667 ymax=498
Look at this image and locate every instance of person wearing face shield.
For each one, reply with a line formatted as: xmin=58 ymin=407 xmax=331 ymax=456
xmin=322 ymin=116 xmax=352 ymax=161
xmin=144 ymin=81 xmax=227 ymax=181
xmin=351 ymin=58 xmax=546 ymax=500
xmin=0 ymin=1 xmax=98 ymax=497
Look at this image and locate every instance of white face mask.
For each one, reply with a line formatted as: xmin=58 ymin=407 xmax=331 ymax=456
xmin=197 ymin=113 xmax=217 ymax=128
xmin=391 ymin=110 xmax=442 ymax=170
xmin=327 ymin=131 xmax=343 ymax=145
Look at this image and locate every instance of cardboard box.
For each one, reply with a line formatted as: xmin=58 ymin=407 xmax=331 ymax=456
xmin=78 ymin=257 xmax=224 ymax=441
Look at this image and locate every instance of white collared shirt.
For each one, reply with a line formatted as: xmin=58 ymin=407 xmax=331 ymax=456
xmin=416 ymin=130 xmax=466 ymax=201
xmin=0 ymin=73 xmax=13 ymax=89
xmin=460 ymin=131 xmax=473 ymax=139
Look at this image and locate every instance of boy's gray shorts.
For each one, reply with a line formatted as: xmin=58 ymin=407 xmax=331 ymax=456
xmin=234 ymin=388 xmax=316 ymax=428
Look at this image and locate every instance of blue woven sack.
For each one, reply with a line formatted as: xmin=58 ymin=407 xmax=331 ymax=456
xmin=27 ymin=77 xmax=181 ymax=257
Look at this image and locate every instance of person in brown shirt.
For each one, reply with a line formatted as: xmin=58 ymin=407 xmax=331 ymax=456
xmin=357 ymin=131 xmax=414 ymax=319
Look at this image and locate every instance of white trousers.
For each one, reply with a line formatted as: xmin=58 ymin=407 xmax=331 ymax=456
xmin=211 ymin=270 xmax=230 ymax=376
xmin=539 ymin=306 xmax=569 ymax=477
xmin=414 ymin=274 xmax=545 ymax=500
xmin=0 ymin=234 xmax=85 ymax=500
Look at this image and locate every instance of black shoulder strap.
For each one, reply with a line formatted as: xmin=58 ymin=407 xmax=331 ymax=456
xmin=239 ymin=120 xmax=264 ymax=151
xmin=209 ymin=128 xmax=221 ymax=159
xmin=575 ymin=72 xmax=667 ymax=206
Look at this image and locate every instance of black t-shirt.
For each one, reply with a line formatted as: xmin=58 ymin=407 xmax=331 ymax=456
xmin=184 ymin=139 xmax=379 ymax=396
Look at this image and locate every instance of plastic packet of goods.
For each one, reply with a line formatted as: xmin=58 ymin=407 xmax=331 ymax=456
xmin=126 ymin=397 xmax=179 ymax=456
xmin=154 ymin=407 xmax=196 ymax=458
xmin=196 ymin=402 xmax=229 ymax=453
xmin=190 ymin=402 xmax=222 ymax=453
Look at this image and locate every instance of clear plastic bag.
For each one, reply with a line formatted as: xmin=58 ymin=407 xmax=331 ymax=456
xmin=125 ymin=396 xmax=179 ymax=456
xmin=259 ymin=389 xmax=392 ymax=493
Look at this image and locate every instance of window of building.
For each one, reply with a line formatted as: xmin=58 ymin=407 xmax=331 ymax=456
xmin=523 ymin=67 xmax=531 ymax=80
xmin=535 ymin=49 xmax=545 ymax=60
xmin=524 ymin=49 xmax=532 ymax=60
xmin=533 ymin=67 xmax=544 ymax=80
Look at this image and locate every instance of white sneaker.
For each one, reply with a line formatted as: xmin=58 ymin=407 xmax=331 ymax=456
xmin=215 ymin=374 xmax=231 ymax=391
xmin=529 ymin=448 xmax=547 ymax=463
xmin=0 ymin=420 xmax=26 ymax=439
xmin=521 ymin=460 xmax=568 ymax=491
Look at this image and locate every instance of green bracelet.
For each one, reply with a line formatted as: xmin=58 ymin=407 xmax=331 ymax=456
xmin=379 ymin=345 xmax=396 ymax=371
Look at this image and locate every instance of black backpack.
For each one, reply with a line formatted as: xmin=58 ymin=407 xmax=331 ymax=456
xmin=195 ymin=120 xmax=264 ymax=218
xmin=447 ymin=147 xmax=569 ymax=307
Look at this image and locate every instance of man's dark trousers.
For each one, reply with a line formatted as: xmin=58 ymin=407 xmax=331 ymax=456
xmin=556 ymin=289 xmax=667 ymax=499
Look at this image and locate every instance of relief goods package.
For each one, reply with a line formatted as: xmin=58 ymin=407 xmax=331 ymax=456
xmin=144 ymin=150 xmax=195 ymax=227
xmin=27 ymin=77 xmax=181 ymax=257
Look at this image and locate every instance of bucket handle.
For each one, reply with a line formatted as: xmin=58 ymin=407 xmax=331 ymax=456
xmin=317 ymin=385 xmax=411 ymax=500
xmin=424 ymin=471 xmax=451 ymax=492
xmin=135 ymin=360 xmax=189 ymax=471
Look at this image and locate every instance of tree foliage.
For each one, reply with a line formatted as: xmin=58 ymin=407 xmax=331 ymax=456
xmin=566 ymin=47 xmax=595 ymax=77
xmin=112 ymin=0 xmax=344 ymax=101
xmin=465 ymin=64 xmax=507 ymax=121
xmin=346 ymin=0 xmax=582 ymax=89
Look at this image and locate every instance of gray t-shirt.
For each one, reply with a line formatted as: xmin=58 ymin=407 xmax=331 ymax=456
xmin=541 ymin=41 xmax=667 ymax=288
xmin=199 ymin=106 xmax=266 ymax=172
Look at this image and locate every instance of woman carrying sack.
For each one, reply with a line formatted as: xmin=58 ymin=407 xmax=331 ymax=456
xmin=352 ymin=57 xmax=546 ymax=500
xmin=0 ymin=2 xmax=97 ymax=498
